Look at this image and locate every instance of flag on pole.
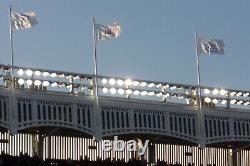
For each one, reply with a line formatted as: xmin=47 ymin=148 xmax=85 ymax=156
xmin=95 ymin=22 xmax=121 ymax=40
xmin=11 ymin=11 xmax=37 ymax=30
xmin=198 ymin=38 xmax=224 ymax=55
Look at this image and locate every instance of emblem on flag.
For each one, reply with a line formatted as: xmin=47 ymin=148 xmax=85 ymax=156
xmin=11 ymin=11 xmax=37 ymax=30
xmin=95 ymin=22 xmax=121 ymax=40
xmin=198 ymin=38 xmax=224 ymax=55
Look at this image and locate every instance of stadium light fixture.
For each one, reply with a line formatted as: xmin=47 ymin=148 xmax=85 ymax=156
xmin=42 ymin=72 xmax=50 ymax=77
xmin=73 ymin=76 xmax=80 ymax=80
xmin=118 ymin=88 xmax=125 ymax=95
xmin=101 ymin=78 xmax=108 ymax=84
xmin=109 ymin=78 xmax=116 ymax=85
xmin=34 ymin=71 xmax=41 ymax=76
xmin=163 ymin=84 xmax=169 ymax=89
xmin=51 ymin=82 xmax=58 ymax=87
xmin=156 ymin=83 xmax=161 ymax=88
xmin=230 ymin=99 xmax=236 ymax=104
xmin=34 ymin=80 xmax=41 ymax=86
xmin=18 ymin=78 xmax=25 ymax=85
xmin=230 ymin=92 xmax=236 ymax=96
xmin=102 ymin=87 xmax=108 ymax=94
xmin=42 ymin=81 xmax=50 ymax=87
xmin=204 ymin=97 xmax=211 ymax=103
xmin=148 ymin=83 xmax=155 ymax=88
xmin=132 ymin=81 xmax=139 ymax=86
xmin=170 ymin=86 xmax=177 ymax=90
xmin=26 ymin=70 xmax=33 ymax=77
xmin=148 ymin=91 xmax=155 ymax=96
xmin=141 ymin=91 xmax=148 ymax=96
xmin=212 ymin=89 xmax=219 ymax=95
xmin=204 ymin=88 xmax=210 ymax=94
xmin=244 ymin=101 xmax=250 ymax=105
xmin=156 ymin=92 xmax=162 ymax=97
xmin=140 ymin=82 xmax=147 ymax=87
xmin=133 ymin=90 xmax=140 ymax=95
xmin=243 ymin=92 xmax=249 ymax=97
xmin=117 ymin=79 xmax=124 ymax=86
xmin=237 ymin=100 xmax=243 ymax=105
xmin=221 ymin=100 xmax=227 ymax=105
xmin=220 ymin=89 xmax=227 ymax=96
xmin=26 ymin=79 xmax=33 ymax=86
xmin=110 ymin=88 xmax=116 ymax=94
xmin=50 ymin=73 xmax=57 ymax=78
xmin=126 ymin=89 xmax=132 ymax=95
xmin=212 ymin=99 xmax=218 ymax=104
xmin=17 ymin=69 xmax=24 ymax=76
xmin=236 ymin=92 xmax=243 ymax=97
xmin=125 ymin=79 xmax=132 ymax=86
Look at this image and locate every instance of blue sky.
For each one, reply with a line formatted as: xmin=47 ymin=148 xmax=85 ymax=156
xmin=0 ymin=0 xmax=250 ymax=90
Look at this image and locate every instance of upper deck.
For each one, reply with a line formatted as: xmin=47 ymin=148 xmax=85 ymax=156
xmin=0 ymin=64 xmax=250 ymax=147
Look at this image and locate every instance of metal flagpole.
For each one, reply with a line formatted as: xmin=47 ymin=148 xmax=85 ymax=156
xmin=9 ymin=6 xmax=15 ymax=116
xmin=9 ymin=5 xmax=16 ymax=135
xmin=92 ymin=17 xmax=101 ymax=141
xmin=195 ymin=32 xmax=205 ymax=148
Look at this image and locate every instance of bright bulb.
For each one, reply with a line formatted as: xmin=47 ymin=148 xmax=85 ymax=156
xmin=110 ymin=88 xmax=116 ymax=94
xmin=26 ymin=80 xmax=33 ymax=86
xmin=243 ymin=93 xmax=249 ymax=97
xmin=220 ymin=89 xmax=227 ymax=96
xmin=109 ymin=79 xmax=116 ymax=85
xmin=118 ymin=88 xmax=125 ymax=95
xmin=148 ymin=83 xmax=155 ymax=88
xmin=101 ymin=79 xmax=108 ymax=84
xmin=140 ymin=82 xmax=147 ymax=87
xmin=117 ymin=80 xmax=124 ymax=86
xmin=221 ymin=100 xmax=227 ymax=104
xmin=133 ymin=90 xmax=140 ymax=95
xmin=34 ymin=80 xmax=41 ymax=86
xmin=141 ymin=91 xmax=148 ymax=96
xmin=204 ymin=97 xmax=211 ymax=103
xmin=51 ymin=82 xmax=58 ymax=87
xmin=212 ymin=89 xmax=219 ymax=95
xmin=132 ymin=81 xmax=139 ymax=86
xmin=212 ymin=99 xmax=218 ymax=104
xmin=126 ymin=89 xmax=132 ymax=95
xmin=26 ymin=70 xmax=33 ymax=77
xmin=42 ymin=81 xmax=50 ymax=87
xmin=34 ymin=71 xmax=41 ymax=76
xmin=42 ymin=72 xmax=50 ymax=77
xmin=230 ymin=92 xmax=236 ymax=96
xmin=237 ymin=100 xmax=243 ymax=105
xmin=236 ymin=92 xmax=243 ymax=97
xmin=148 ymin=91 xmax=155 ymax=96
xmin=102 ymin=87 xmax=108 ymax=94
xmin=18 ymin=78 xmax=25 ymax=85
xmin=244 ymin=101 xmax=250 ymax=105
xmin=73 ymin=76 xmax=80 ymax=80
xmin=50 ymin=73 xmax=57 ymax=78
xmin=204 ymin=89 xmax=210 ymax=94
xmin=17 ymin=69 xmax=24 ymax=76
xmin=156 ymin=84 xmax=161 ymax=88
xmin=230 ymin=100 xmax=236 ymax=104
xmin=156 ymin=92 xmax=162 ymax=97
xmin=170 ymin=86 xmax=177 ymax=90
xmin=125 ymin=79 xmax=132 ymax=86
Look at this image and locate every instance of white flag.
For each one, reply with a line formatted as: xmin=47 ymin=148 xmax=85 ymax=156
xmin=96 ymin=22 xmax=121 ymax=40
xmin=11 ymin=11 xmax=37 ymax=30
xmin=198 ymin=38 xmax=224 ymax=55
